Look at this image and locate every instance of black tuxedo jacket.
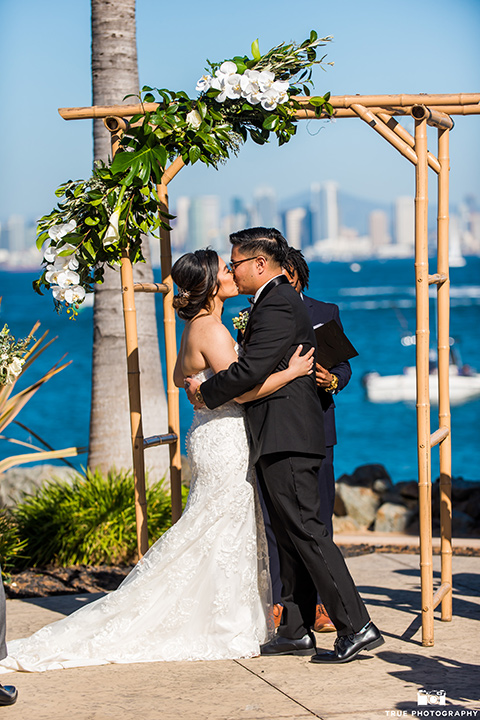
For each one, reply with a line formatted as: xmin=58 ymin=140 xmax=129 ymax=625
xmin=201 ymin=276 xmax=325 ymax=463
xmin=302 ymin=295 xmax=352 ymax=447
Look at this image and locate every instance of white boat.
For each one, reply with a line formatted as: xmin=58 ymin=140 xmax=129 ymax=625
xmin=362 ymin=339 xmax=480 ymax=406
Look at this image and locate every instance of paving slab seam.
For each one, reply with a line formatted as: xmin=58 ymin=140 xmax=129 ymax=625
xmin=371 ymin=552 xmax=480 ymax=594
xmin=233 ymin=659 xmax=326 ymax=720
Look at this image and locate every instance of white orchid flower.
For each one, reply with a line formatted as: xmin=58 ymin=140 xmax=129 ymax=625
xmin=52 ymin=286 xmax=66 ymax=302
xmin=273 ymin=79 xmax=290 ymax=103
xmin=195 ymin=74 xmax=212 ymax=92
xmin=186 ymin=109 xmax=202 ymax=129
xmin=103 ymin=209 xmax=120 ymax=246
xmin=218 ymin=61 xmax=237 ymax=76
xmin=44 ymin=245 xmax=58 ymax=263
xmin=64 ymin=285 xmax=86 ymax=305
xmin=56 ymin=270 xmax=81 ymax=288
xmin=258 ymin=70 xmax=276 ymax=92
xmin=240 ymin=71 xmax=263 ymax=104
xmin=223 ymin=74 xmax=243 ymax=100
xmin=48 ymin=220 xmax=76 ymax=241
xmin=45 ymin=265 xmax=62 ymax=285
xmin=260 ymin=88 xmax=280 ymax=111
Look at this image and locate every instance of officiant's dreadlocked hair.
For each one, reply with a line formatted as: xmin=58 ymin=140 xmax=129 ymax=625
xmin=172 ymin=248 xmax=219 ymax=321
xmin=229 ymin=227 xmax=288 ymax=266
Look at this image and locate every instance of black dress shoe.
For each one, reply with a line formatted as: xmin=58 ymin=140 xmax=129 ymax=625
xmin=260 ymin=632 xmax=316 ymax=656
xmin=0 ymin=684 xmax=18 ymax=706
xmin=311 ymin=622 xmax=384 ymax=664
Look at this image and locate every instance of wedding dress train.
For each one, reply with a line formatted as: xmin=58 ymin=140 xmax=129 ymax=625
xmin=0 ymin=369 xmax=272 ymax=673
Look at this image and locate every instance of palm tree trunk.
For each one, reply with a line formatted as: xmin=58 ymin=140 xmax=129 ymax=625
xmin=89 ymin=0 xmax=168 ymax=480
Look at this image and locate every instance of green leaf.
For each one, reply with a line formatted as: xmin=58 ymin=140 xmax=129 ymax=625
xmin=111 ymin=151 xmax=135 ymax=173
xmin=262 ymin=115 xmax=278 ymax=131
xmin=251 ymin=39 xmax=261 ymax=61
xmin=84 ymin=216 xmax=100 ymax=226
xmin=309 ymin=96 xmax=325 ymax=107
xmin=189 ymin=145 xmax=201 ymax=164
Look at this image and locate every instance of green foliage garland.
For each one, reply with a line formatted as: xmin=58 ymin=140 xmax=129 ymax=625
xmin=34 ymin=31 xmax=333 ymax=317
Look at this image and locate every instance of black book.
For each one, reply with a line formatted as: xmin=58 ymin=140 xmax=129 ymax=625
xmin=313 ymin=319 xmax=358 ymax=369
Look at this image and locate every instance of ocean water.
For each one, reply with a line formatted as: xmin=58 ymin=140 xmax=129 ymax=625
xmin=1 ymin=257 xmax=479 ymax=483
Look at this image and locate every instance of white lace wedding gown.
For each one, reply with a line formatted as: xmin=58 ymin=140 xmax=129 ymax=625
xmin=0 ymin=368 xmax=272 ymax=673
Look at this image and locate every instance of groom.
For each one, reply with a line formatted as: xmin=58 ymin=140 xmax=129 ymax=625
xmin=186 ymin=227 xmax=383 ymax=663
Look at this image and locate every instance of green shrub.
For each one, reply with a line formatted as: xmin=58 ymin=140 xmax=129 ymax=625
xmin=0 ymin=511 xmax=28 ymax=574
xmin=11 ymin=468 xmax=188 ymax=569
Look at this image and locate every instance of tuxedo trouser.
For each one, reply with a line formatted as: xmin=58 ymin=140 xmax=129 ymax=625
xmin=0 ymin=568 xmax=7 ymax=660
xmin=260 ymin=446 xmax=336 ymax=604
xmin=256 ymin=452 xmax=370 ymax=639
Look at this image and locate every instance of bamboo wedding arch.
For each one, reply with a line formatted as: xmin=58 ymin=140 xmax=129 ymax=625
xmin=59 ymin=91 xmax=480 ymax=647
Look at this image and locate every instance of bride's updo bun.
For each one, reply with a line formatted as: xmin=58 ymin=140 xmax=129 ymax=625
xmin=171 ymin=248 xmax=219 ymax=321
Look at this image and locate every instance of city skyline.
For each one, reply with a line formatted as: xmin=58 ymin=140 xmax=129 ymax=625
xmin=1 ymin=179 xmax=479 ymax=268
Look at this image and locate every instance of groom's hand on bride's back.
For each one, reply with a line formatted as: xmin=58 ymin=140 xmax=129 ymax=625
xmin=184 ymin=377 xmax=205 ymax=409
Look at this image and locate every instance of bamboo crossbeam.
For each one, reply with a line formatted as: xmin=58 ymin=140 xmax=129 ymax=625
xmin=59 ymin=93 xmax=480 ymax=122
xmin=144 ymin=433 xmax=177 ymax=448
xmin=350 ymin=104 xmax=418 ymax=166
xmin=295 ymin=93 xmax=480 ymax=108
xmin=430 ymin=426 xmax=450 ymax=447
xmin=411 ymin=105 xmax=454 ymax=131
xmin=428 ymin=273 xmax=447 ymax=285
xmin=133 ymin=282 xmax=169 ymax=293
xmin=433 ymin=582 xmax=452 ymax=609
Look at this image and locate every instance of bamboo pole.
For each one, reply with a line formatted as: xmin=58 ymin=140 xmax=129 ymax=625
xmin=106 ymin=123 xmax=149 ymax=559
xmin=414 ymin=117 xmax=434 ymax=647
xmin=119 ymin=251 xmax=149 ymax=558
xmin=437 ymin=127 xmax=453 ymax=622
xmin=157 ymin=178 xmax=183 ymax=523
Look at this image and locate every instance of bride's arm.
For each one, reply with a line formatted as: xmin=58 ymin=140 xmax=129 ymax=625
xmin=235 ymin=345 xmax=314 ymax=404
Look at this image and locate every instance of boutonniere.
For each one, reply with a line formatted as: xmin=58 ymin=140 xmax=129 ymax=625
xmin=232 ymin=310 xmax=250 ymax=332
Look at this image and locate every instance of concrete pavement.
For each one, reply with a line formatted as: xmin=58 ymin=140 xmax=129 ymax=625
xmin=2 ymin=549 xmax=479 ymax=720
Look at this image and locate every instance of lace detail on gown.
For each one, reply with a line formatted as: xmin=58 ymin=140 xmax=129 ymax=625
xmin=0 ymin=359 xmax=273 ymax=673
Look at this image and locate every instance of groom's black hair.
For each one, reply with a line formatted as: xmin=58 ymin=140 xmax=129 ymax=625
xmin=229 ymin=227 xmax=288 ymax=267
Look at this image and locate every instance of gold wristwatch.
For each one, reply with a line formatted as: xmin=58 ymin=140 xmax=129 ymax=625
xmin=194 ymin=387 xmax=204 ymax=404
xmin=325 ymin=374 xmax=339 ymax=394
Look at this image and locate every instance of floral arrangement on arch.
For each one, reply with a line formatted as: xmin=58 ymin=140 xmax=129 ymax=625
xmin=34 ymin=31 xmax=333 ymax=317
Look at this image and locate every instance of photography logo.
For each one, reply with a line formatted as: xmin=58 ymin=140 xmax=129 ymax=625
xmin=417 ymin=690 xmax=447 ymax=706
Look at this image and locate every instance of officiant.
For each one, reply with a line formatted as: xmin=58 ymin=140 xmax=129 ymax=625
xmin=266 ymin=247 xmax=352 ymax=633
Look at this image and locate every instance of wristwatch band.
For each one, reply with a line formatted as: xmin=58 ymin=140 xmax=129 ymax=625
xmin=194 ymin=387 xmax=204 ymax=404
xmin=325 ymin=374 xmax=339 ymax=394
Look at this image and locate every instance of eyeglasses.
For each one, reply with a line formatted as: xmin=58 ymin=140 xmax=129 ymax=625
xmin=228 ymin=255 xmax=262 ymax=271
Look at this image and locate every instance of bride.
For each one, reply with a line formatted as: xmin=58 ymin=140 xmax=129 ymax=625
xmin=0 ymin=249 xmax=313 ymax=673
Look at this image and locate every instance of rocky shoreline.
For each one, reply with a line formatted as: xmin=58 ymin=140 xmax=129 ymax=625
xmin=332 ymin=463 xmax=480 ymax=537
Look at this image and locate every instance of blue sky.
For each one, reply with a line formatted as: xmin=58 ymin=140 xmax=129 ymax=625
xmin=1 ymin=0 xmax=479 ymax=223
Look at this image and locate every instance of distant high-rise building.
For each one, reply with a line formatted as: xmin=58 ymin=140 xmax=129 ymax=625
xmin=369 ymin=210 xmax=391 ymax=248
xmin=394 ymin=196 xmax=414 ymax=248
xmin=171 ymin=196 xmax=191 ymax=252
xmin=188 ymin=196 xmax=221 ymax=251
xmin=285 ymin=208 xmax=308 ymax=249
xmin=6 ymin=215 xmax=26 ymax=252
xmin=310 ymin=181 xmax=339 ymax=243
xmin=252 ymin=187 xmax=279 ymax=228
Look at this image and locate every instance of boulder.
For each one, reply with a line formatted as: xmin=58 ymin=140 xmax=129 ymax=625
xmin=374 ymin=502 xmax=416 ymax=533
xmin=335 ymin=482 xmax=381 ymax=528
xmin=332 ymin=515 xmax=364 ymax=534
